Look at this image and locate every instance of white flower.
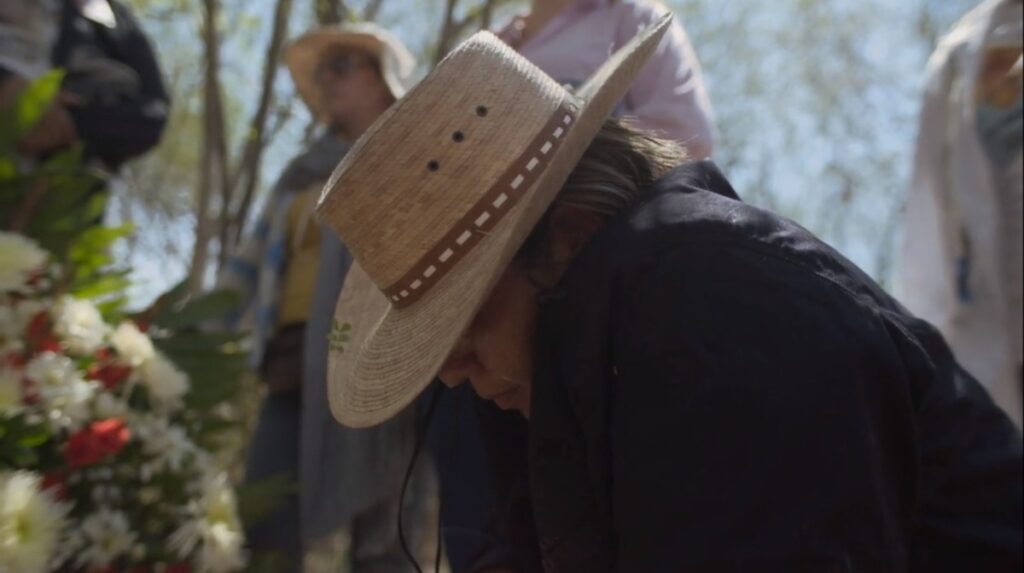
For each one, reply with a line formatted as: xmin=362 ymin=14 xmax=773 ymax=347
xmin=75 ymin=508 xmax=137 ymax=568
xmin=137 ymin=486 xmax=160 ymax=505
xmin=108 ymin=321 xmax=154 ymax=367
xmin=0 ymin=368 xmax=23 ymax=417
xmin=93 ymin=392 xmax=129 ymax=419
xmin=51 ymin=296 xmax=109 ymax=356
xmin=0 ymin=298 xmax=45 ymax=354
xmin=139 ymin=353 xmax=189 ymax=410
xmin=132 ymin=415 xmax=197 ymax=474
xmin=43 ymin=379 xmax=99 ymax=431
xmin=170 ymin=473 xmax=246 ymax=572
xmin=0 ymin=471 xmax=70 ymax=573
xmin=0 ymin=233 xmax=48 ymax=292
xmin=196 ymin=521 xmax=247 ymax=573
xmin=26 ymin=352 xmax=99 ymax=430
xmin=24 ymin=352 xmax=79 ymax=388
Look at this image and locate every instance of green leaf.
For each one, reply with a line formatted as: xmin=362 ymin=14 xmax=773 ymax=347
xmin=183 ymin=377 xmax=243 ymax=410
xmin=235 ymin=474 xmax=297 ymax=526
xmin=18 ymin=168 xmax=109 ymax=259
xmin=0 ymin=70 xmax=65 ymax=152
xmin=156 ymin=331 xmax=245 ymax=353
xmin=70 ymin=272 xmax=132 ymax=300
xmin=17 ymin=426 xmax=51 ymax=448
xmin=152 ymin=279 xmax=191 ymax=313
xmin=246 ymin=551 xmax=291 ymax=573
xmin=193 ymin=417 xmax=238 ymax=436
xmin=0 ymin=157 xmax=15 ymax=182
xmin=97 ymin=296 xmax=130 ymax=322
xmin=69 ymin=225 xmax=132 ymax=267
xmin=153 ymin=289 xmax=243 ymax=329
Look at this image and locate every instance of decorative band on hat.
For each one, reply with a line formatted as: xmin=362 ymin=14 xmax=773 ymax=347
xmin=382 ymin=100 xmax=577 ymax=308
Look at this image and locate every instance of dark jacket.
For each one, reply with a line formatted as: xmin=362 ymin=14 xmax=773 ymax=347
xmin=53 ymin=0 xmax=169 ymax=168
xmin=475 ymin=161 xmax=1023 ymax=572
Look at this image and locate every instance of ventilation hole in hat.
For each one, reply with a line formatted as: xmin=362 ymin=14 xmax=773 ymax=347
xmin=452 ymin=131 xmax=465 ymax=142
xmin=427 ymin=160 xmax=440 ymax=171
xmin=476 ymin=106 xmax=488 ymax=117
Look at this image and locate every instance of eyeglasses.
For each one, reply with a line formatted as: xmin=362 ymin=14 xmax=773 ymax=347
xmin=315 ymin=52 xmax=371 ymax=83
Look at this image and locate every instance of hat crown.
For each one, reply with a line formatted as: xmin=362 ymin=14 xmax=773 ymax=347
xmin=319 ymin=32 xmax=573 ymax=299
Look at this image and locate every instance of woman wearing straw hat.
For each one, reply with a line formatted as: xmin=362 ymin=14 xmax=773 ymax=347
xmin=319 ymin=16 xmax=1023 ymax=571
xmin=222 ymin=22 xmax=432 ymax=570
xmin=429 ymin=5 xmax=717 ymax=565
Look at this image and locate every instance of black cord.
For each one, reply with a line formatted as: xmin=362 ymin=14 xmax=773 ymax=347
xmin=399 ymin=383 xmax=443 ymax=573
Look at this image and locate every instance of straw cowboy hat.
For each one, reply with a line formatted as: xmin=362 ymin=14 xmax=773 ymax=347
xmin=285 ymin=22 xmax=416 ymax=119
xmin=317 ymin=14 xmax=673 ymax=428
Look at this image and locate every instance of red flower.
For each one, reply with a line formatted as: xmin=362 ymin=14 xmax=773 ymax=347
xmin=25 ymin=311 xmax=49 ymax=340
xmin=23 ymin=310 xmax=62 ymax=355
xmin=64 ymin=418 xmax=130 ymax=468
xmin=36 ymin=336 xmax=61 ymax=354
xmin=40 ymin=472 xmax=68 ymax=500
xmin=20 ymin=376 xmax=39 ymax=405
xmin=87 ymin=362 xmax=132 ymax=390
xmin=3 ymin=351 xmax=26 ymax=368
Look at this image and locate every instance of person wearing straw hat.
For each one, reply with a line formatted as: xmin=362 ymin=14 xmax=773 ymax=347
xmin=222 ymin=22 xmax=430 ymax=570
xmin=426 ymin=4 xmax=718 ymax=566
xmin=319 ymin=15 xmax=1022 ymax=571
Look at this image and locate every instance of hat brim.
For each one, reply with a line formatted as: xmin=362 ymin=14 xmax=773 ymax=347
xmin=328 ymin=14 xmax=674 ymax=428
xmin=286 ymin=29 xmax=409 ymax=119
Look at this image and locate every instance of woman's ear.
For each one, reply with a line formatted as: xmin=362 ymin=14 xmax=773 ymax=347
xmin=547 ymin=205 xmax=606 ymax=263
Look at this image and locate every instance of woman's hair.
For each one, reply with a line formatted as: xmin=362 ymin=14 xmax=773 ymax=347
xmin=516 ymin=117 xmax=688 ymax=268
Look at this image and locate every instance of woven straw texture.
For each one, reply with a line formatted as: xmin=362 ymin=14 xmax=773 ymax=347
xmin=319 ymin=15 xmax=673 ymax=427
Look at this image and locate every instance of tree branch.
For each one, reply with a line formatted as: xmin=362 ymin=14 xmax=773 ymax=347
xmin=434 ymin=0 xmax=460 ymax=65
xmin=223 ymin=0 xmax=295 ymax=259
xmin=316 ymin=0 xmax=352 ymax=24
xmin=230 ymin=104 xmax=295 ymax=246
xmin=362 ymin=0 xmax=386 ymax=21
xmin=189 ymin=0 xmax=228 ymax=294
xmin=480 ymin=0 xmax=496 ymax=30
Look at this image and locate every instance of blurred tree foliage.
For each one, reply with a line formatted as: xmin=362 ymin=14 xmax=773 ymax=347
xmin=113 ymin=0 xmax=976 ymax=302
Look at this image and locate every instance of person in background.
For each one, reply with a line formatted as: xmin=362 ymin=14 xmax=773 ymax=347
xmin=496 ymin=0 xmax=716 ymax=158
xmin=220 ymin=24 xmax=429 ymax=571
xmin=901 ymin=0 xmax=1023 ymax=428
xmin=0 ymin=0 xmax=169 ymax=170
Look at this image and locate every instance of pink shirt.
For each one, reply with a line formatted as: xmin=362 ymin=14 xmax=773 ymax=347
xmin=497 ymin=0 xmax=717 ymax=158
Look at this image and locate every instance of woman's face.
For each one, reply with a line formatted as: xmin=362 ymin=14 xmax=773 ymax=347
xmin=315 ymin=47 xmax=388 ymax=128
xmin=435 ymin=205 xmax=606 ymax=419
xmin=437 ymin=266 xmax=539 ymax=418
